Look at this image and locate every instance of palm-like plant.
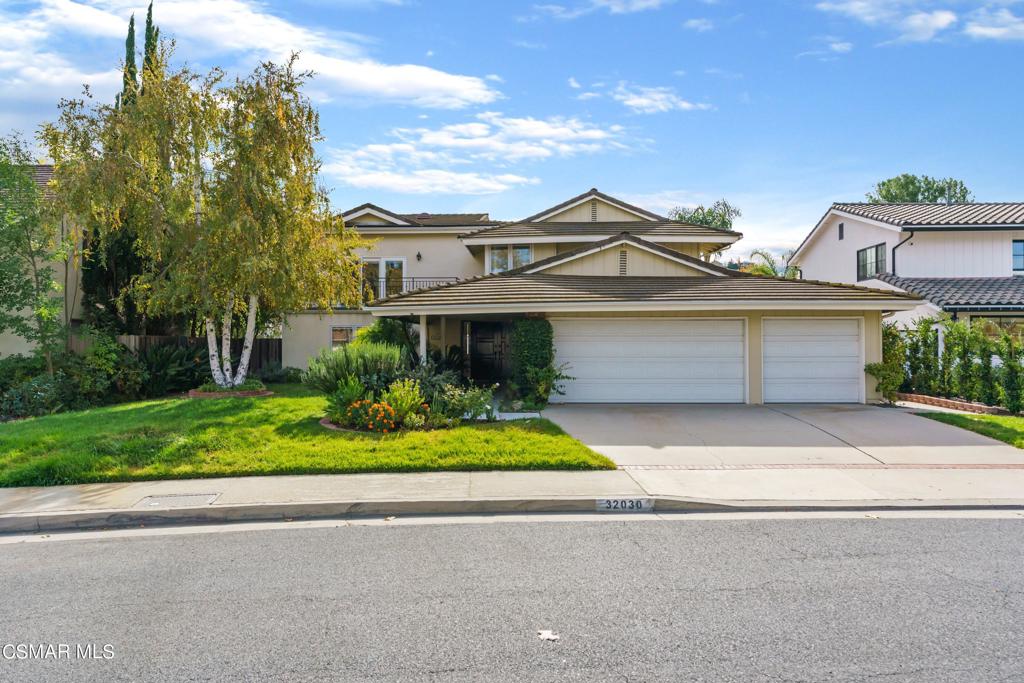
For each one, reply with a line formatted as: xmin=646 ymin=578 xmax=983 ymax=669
xmin=745 ymin=249 xmax=799 ymax=279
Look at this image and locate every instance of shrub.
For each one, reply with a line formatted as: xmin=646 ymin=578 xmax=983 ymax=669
xmin=302 ymin=343 xmax=407 ymax=394
xmin=865 ymin=322 xmax=906 ymax=404
xmin=406 ymin=361 xmax=464 ymax=403
xmin=138 ymin=343 xmax=210 ymax=396
xmin=510 ymin=319 xmax=553 ymax=388
xmin=346 ymin=400 xmax=397 ymax=433
xmin=525 ymin=363 xmax=574 ymax=403
xmin=196 ymin=378 xmax=266 ymax=393
xmin=435 ymin=383 xmax=495 ymax=421
xmin=998 ymin=331 xmax=1023 ymax=414
xmin=403 ymin=412 xmax=426 ymax=430
xmin=380 ymin=378 xmax=425 ymax=426
xmin=353 ymin=319 xmax=418 ymax=358
xmin=256 ymin=362 xmax=304 ymax=384
xmin=326 ymin=377 xmax=370 ymax=426
xmin=0 ymin=354 xmax=47 ymax=395
xmin=0 ymin=372 xmax=73 ymax=418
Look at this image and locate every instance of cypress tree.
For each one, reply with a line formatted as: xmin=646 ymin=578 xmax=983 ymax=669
xmin=143 ymin=2 xmax=161 ymax=86
xmin=121 ymin=14 xmax=138 ymax=107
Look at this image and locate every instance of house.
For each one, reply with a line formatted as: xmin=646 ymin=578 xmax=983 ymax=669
xmin=789 ymin=202 xmax=1024 ymax=334
xmin=283 ymin=189 xmax=919 ymax=404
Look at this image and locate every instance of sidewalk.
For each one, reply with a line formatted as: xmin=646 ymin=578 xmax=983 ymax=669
xmin=3 ymin=464 xmax=1024 ymax=533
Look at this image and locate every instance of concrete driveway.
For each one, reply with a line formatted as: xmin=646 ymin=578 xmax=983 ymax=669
xmin=544 ymin=403 xmax=1024 ymax=467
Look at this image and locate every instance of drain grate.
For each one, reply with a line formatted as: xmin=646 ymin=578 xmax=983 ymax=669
xmin=134 ymin=493 xmax=220 ymax=509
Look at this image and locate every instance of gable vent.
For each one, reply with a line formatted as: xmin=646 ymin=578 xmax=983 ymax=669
xmin=590 ymin=199 xmax=598 ymax=222
xmin=618 ymin=249 xmax=628 ymax=276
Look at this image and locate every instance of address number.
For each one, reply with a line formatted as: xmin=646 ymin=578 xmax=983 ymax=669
xmin=596 ymin=498 xmax=653 ymax=512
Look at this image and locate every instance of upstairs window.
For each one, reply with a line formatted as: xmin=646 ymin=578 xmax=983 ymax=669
xmin=490 ymin=245 xmax=531 ymax=273
xmin=856 ymin=243 xmax=886 ymax=281
xmin=1014 ymin=241 xmax=1024 ymax=274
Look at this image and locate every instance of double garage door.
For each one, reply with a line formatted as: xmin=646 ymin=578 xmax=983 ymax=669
xmin=551 ymin=317 xmax=863 ymax=404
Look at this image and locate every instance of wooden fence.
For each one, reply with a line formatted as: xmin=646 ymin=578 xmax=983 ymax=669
xmin=69 ymin=334 xmax=283 ymax=373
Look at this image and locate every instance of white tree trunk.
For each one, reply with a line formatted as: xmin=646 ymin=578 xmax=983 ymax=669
xmin=205 ymin=318 xmax=227 ymax=387
xmin=233 ymin=294 xmax=259 ymax=386
xmin=220 ymin=299 xmax=233 ymax=384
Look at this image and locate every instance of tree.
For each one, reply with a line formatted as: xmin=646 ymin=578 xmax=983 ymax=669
xmin=669 ymin=199 xmax=741 ymax=231
xmin=143 ymin=2 xmax=160 ymax=84
xmin=116 ymin=14 xmax=138 ymax=109
xmin=0 ymin=135 xmax=66 ymax=374
xmin=866 ymin=174 xmax=973 ymax=204
xmin=43 ymin=46 xmax=368 ymax=388
xmin=743 ymin=248 xmax=798 ymax=279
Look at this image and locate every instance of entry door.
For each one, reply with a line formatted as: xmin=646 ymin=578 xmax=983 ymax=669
xmin=762 ymin=318 xmax=863 ymax=403
xmin=550 ymin=317 xmax=746 ymax=403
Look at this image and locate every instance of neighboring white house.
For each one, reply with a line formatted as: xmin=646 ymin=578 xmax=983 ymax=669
xmin=789 ymin=203 xmax=1024 ymax=333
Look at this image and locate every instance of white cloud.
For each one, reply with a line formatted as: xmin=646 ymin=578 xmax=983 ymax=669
xmin=568 ymin=76 xmax=581 ymax=88
xmin=829 ymin=40 xmax=854 ymax=52
xmin=683 ymin=18 xmax=714 ymax=31
xmin=965 ymin=7 xmax=1024 ymax=40
xmin=325 ymin=112 xmax=625 ymax=194
xmin=0 ymin=0 xmax=501 ymax=112
xmin=611 ymin=82 xmax=710 ymax=114
xmin=576 ymin=91 xmax=601 ymax=100
xmin=534 ymin=0 xmax=671 ymax=20
xmin=815 ymin=1 xmax=958 ymax=43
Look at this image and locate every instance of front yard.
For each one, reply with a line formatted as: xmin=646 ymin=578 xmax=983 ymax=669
xmin=0 ymin=384 xmax=613 ymax=487
xmin=921 ymin=412 xmax=1024 ymax=449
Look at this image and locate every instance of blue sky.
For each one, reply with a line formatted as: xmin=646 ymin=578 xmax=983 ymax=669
xmin=1 ymin=0 xmax=1022 ymax=257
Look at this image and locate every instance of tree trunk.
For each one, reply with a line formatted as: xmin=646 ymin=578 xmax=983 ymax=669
xmin=233 ymin=294 xmax=259 ymax=386
xmin=220 ymin=299 xmax=233 ymax=384
xmin=205 ymin=317 xmax=227 ymax=386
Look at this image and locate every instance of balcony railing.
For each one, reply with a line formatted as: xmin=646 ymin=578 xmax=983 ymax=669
xmin=362 ymin=277 xmax=459 ymax=302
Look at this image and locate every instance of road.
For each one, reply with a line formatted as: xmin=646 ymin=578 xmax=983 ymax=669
xmin=1 ymin=515 xmax=1022 ymax=682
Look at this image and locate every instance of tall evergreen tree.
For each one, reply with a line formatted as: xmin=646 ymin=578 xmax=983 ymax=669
xmin=120 ymin=14 xmax=138 ymax=107
xmin=143 ymin=2 xmax=161 ymax=87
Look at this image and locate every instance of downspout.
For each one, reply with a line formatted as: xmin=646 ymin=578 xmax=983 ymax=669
xmin=891 ymin=229 xmax=914 ymax=276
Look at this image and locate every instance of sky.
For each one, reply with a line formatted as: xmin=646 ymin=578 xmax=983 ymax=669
xmin=1 ymin=0 xmax=1022 ymax=258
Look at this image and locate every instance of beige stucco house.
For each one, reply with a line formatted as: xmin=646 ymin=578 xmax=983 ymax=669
xmin=284 ymin=189 xmax=919 ymax=404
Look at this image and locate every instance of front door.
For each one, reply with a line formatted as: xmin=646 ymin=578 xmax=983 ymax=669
xmin=468 ymin=322 xmax=509 ymax=382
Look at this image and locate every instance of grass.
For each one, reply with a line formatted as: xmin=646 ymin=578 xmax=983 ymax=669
xmin=921 ymin=412 xmax=1024 ymax=449
xmin=0 ymin=383 xmax=614 ymax=487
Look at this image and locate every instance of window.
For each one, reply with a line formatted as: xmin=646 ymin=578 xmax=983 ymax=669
xmin=361 ymin=258 xmax=405 ymax=300
xmin=974 ymin=316 xmax=1024 ymax=342
xmin=838 ymin=222 xmax=844 ymax=240
xmin=489 ymin=245 xmax=531 ymax=273
xmin=1014 ymin=241 xmax=1024 ymax=273
xmin=856 ymin=243 xmax=886 ymax=281
xmin=331 ymin=327 xmax=355 ymax=347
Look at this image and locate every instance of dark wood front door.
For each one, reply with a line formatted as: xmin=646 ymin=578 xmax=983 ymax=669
xmin=468 ymin=321 xmax=510 ymax=382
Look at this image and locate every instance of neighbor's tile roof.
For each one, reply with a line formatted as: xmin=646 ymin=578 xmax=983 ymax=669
xmin=371 ymin=273 xmax=918 ymax=309
xmin=833 ymin=203 xmax=1024 ymax=228
xmin=461 ymin=221 xmax=740 ymax=241
xmin=399 ymin=212 xmax=491 ymax=226
xmin=876 ymin=274 xmax=1024 ymax=310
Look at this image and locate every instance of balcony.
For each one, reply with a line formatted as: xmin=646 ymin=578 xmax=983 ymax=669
xmin=362 ymin=277 xmax=459 ymax=303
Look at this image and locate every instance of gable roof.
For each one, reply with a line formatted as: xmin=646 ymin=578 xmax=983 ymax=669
xmin=342 ymin=203 xmax=492 ymax=228
xmin=459 ymin=220 xmax=741 ymax=244
xmin=521 ymin=187 xmax=667 ymax=222
xmin=342 ymin=202 xmax=414 ymax=226
xmin=832 ymin=203 xmax=1024 ymax=229
xmin=516 ymin=233 xmax=741 ymax=277
xmin=875 ymin=274 xmax=1024 ymax=311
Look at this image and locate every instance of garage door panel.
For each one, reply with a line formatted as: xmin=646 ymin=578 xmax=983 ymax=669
xmin=763 ymin=318 xmax=863 ymax=403
xmin=551 ymin=318 xmax=746 ymax=403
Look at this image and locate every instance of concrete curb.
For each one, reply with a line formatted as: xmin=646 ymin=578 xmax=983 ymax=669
xmin=3 ymin=496 xmax=1024 ymax=534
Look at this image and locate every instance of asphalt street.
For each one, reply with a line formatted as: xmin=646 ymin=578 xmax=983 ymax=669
xmin=1 ymin=516 xmax=1022 ymax=682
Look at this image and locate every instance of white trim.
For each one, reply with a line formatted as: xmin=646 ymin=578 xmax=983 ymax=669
xmin=485 ymin=243 xmax=534 ymax=275
xmin=342 ymin=207 xmax=412 ymax=226
xmin=522 ymin=237 xmax=727 ymax=277
xmin=360 ymin=226 xmax=493 ymax=236
xmin=761 ymin=316 xmax=865 ymax=404
xmin=529 ymin=193 xmax=659 ymax=223
xmin=461 ymin=233 xmax=741 ymax=246
xmin=547 ymin=316 xmax=748 ymax=404
xmin=367 ymin=298 xmax=921 ymax=317
xmin=790 ymin=209 xmax=901 ymax=265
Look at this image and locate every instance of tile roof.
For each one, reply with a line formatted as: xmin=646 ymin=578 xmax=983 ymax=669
xmin=399 ymin=212 xmax=491 ymax=226
xmin=876 ymin=274 xmax=1024 ymax=310
xmin=371 ymin=272 xmax=918 ymax=309
xmin=461 ymin=221 xmax=740 ymax=241
xmin=832 ymin=203 xmax=1024 ymax=229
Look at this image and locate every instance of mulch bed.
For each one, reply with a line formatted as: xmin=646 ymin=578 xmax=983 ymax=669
xmin=897 ymin=392 xmax=1009 ymax=415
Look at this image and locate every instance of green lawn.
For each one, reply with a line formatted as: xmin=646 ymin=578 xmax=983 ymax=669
xmin=921 ymin=412 xmax=1024 ymax=449
xmin=0 ymin=384 xmax=613 ymax=487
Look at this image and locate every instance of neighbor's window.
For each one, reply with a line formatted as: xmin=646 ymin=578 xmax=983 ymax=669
xmin=974 ymin=317 xmax=1024 ymax=342
xmin=331 ymin=327 xmax=355 ymax=347
xmin=856 ymin=243 xmax=886 ymax=281
xmin=838 ymin=222 xmax=844 ymax=240
xmin=1014 ymin=240 xmax=1024 ymax=273
xmin=490 ymin=245 xmax=531 ymax=273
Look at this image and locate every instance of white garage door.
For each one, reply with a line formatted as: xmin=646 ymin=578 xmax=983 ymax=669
xmin=550 ymin=318 xmax=746 ymax=403
xmin=762 ymin=318 xmax=863 ymax=403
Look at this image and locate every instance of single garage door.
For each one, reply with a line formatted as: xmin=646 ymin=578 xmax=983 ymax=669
xmin=550 ymin=317 xmax=746 ymax=403
xmin=762 ymin=318 xmax=863 ymax=403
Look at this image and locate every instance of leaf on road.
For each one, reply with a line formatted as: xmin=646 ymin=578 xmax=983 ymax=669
xmin=537 ymin=630 xmax=560 ymax=641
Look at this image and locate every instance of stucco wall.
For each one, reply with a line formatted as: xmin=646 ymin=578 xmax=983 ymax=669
xmin=281 ymin=311 xmax=374 ymax=369
xmin=360 ymin=233 xmax=483 ymax=280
